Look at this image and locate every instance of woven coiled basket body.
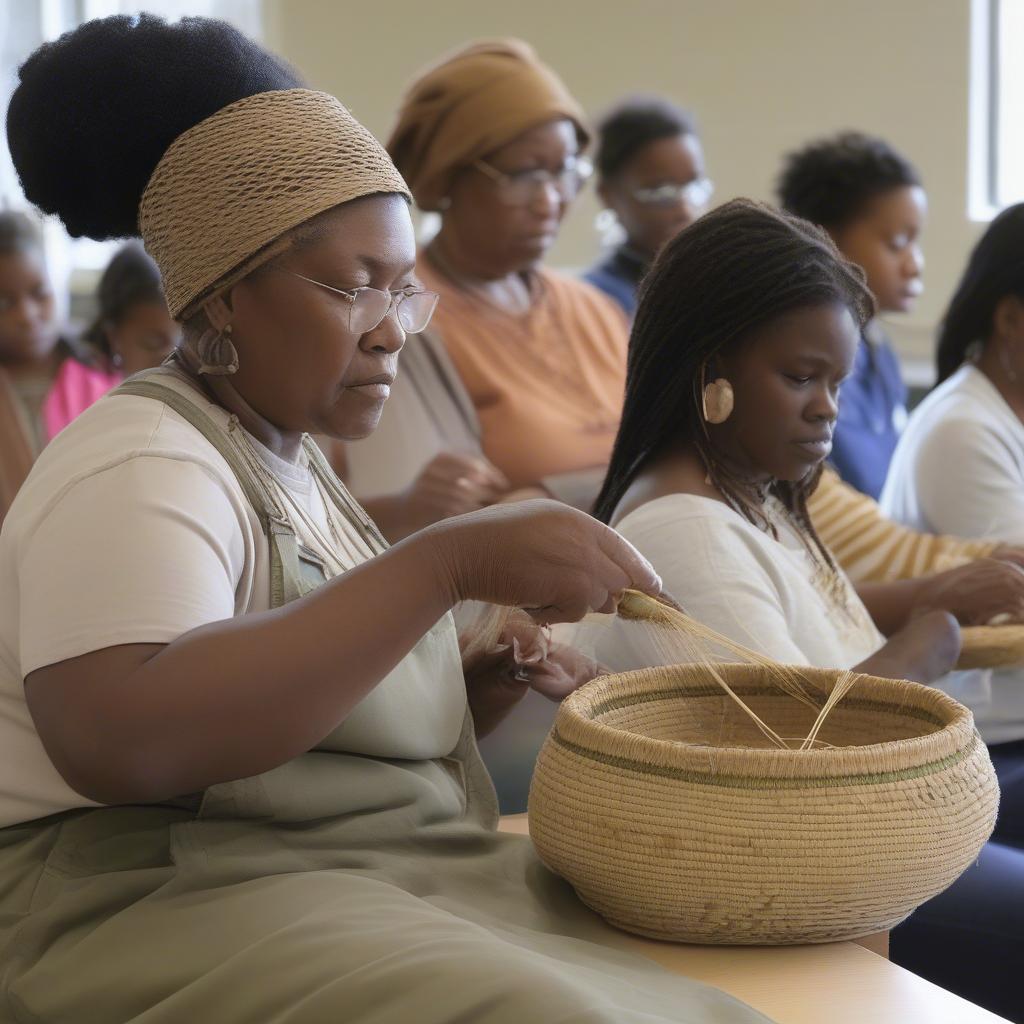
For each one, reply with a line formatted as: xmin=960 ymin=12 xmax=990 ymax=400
xmin=528 ymin=664 xmax=999 ymax=945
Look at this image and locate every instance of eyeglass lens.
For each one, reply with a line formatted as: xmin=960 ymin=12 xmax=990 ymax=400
xmin=348 ymin=289 xmax=439 ymax=335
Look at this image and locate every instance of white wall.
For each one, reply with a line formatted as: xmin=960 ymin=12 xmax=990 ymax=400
xmin=265 ymin=0 xmax=982 ymax=369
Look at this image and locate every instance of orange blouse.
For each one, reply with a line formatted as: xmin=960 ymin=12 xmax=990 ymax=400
xmin=416 ymin=261 xmax=628 ymax=489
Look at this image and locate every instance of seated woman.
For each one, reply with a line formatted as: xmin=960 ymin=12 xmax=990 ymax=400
xmin=589 ymin=198 xmax=1024 ymax=1024
xmin=574 ymin=115 xmax=1017 ymax=590
xmin=777 ymin=132 xmax=924 ymax=499
xmin=882 ymin=203 xmax=1024 ymax=823
xmin=0 ymin=211 xmax=103 ymax=521
xmin=337 ymin=40 xmax=630 ymax=540
xmin=585 ymin=96 xmax=712 ymax=317
xmin=591 ymin=199 xmax=959 ymax=679
xmin=0 ymin=16 xmax=771 ymax=1023
xmin=43 ymin=241 xmax=179 ymax=439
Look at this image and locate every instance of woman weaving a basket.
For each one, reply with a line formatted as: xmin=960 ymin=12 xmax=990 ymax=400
xmin=0 ymin=16 xmax=781 ymax=1024
xmin=588 ymin=198 xmax=1024 ymax=1023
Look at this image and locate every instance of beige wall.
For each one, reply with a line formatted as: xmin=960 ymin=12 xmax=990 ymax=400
xmin=265 ymin=0 xmax=979 ymax=369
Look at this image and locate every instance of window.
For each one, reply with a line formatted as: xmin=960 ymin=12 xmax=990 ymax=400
xmin=970 ymin=0 xmax=1024 ymax=219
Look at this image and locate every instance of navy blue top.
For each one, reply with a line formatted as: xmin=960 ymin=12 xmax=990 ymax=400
xmin=830 ymin=329 xmax=907 ymax=500
xmin=583 ymin=246 xmax=648 ymax=318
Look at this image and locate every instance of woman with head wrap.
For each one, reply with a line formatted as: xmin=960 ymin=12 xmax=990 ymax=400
xmin=0 ymin=15 xmax=772 ymax=1024
xmin=341 ymin=40 xmax=630 ymax=541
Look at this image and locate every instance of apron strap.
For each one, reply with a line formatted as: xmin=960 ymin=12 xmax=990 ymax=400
xmin=113 ymin=375 xmax=322 ymax=607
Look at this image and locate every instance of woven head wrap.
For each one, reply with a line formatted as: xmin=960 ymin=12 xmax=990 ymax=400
xmin=386 ymin=39 xmax=589 ymax=213
xmin=140 ymin=88 xmax=410 ymax=319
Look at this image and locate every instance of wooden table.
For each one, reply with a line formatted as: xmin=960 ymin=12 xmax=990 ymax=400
xmin=498 ymin=814 xmax=1009 ymax=1023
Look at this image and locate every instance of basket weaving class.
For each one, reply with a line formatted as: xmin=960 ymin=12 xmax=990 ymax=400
xmin=2 ymin=5 xmax=1024 ymax=1023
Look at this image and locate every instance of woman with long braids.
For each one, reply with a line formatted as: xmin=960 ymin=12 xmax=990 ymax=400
xmin=588 ymin=198 xmax=1024 ymax=1023
xmin=0 ymin=15 xmax=777 ymax=1024
xmin=594 ymin=199 xmax=970 ymax=679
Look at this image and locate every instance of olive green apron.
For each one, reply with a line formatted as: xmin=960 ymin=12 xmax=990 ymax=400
xmin=0 ymin=378 xmax=773 ymax=1023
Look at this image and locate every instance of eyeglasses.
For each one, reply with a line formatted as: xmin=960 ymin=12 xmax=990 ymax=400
xmin=632 ymin=177 xmax=715 ymax=209
xmin=473 ymin=156 xmax=593 ymax=206
xmin=288 ymin=273 xmax=439 ymax=335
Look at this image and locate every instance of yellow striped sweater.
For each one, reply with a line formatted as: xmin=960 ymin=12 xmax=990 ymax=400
xmin=810 ymin=467 xmax=997 ymax=583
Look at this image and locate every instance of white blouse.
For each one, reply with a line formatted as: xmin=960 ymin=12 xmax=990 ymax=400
xmin=882 ymin=363 xmax=1024 ymax=743
xmin=573 ymin=493 xmax=882 ymax=675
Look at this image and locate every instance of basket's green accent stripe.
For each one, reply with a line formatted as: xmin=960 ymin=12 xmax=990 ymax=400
xmin=550 ymin=729 xmax=976 ymax=790
xmin=588 ymin=687 xmax=946 ymax=729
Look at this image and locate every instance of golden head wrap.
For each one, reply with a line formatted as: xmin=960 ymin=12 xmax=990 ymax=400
xmin=386 ymin=39 xmax=589 ymax=213
xmin=140 ymin=89 xmax=411 ymax=319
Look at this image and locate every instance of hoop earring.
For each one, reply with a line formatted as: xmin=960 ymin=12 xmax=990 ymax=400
xmin=702 ymin=378 xmax=734 ymax=424
xmin=595 ymin=207 xmax=625 ymax=247
xmin=195 ymin=322 xmax=239 ymax=376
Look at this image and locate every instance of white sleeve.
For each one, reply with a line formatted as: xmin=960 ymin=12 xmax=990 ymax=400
xmin=590 ymin=510 xmax=812 ymax=669
xmin=19 ymin=456 xmax=248 ymax=675
xmin=911 ymin=416 xmax=1024 ymax=545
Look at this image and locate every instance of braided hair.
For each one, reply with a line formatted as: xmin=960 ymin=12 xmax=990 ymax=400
xmin=593 ymin=198 xmax=874 ymax=571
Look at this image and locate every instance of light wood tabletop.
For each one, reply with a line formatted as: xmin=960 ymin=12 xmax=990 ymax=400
xmin=498 ymin=813 xmax=1010 ymax=1024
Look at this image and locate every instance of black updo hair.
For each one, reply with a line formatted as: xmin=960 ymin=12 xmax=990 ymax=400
xmin=82 ymin=242 xmax=166 ymax=360
xmin=936 ymin=203 xmax=1024 ymax=384
xmin=594 ymin=96 xmax=696 ymax=181
xmin=776 ymin=131 xmax=921 ymax=230
xmin=7 ymin=14 xmax=302 ymax=241
xmin=593 ymin=198 xmax=873 ymax=570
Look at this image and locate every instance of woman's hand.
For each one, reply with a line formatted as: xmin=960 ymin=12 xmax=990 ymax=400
xmin=425 ymin=499 xmax=662 ymax=624
xmin=856 ymin=610 xmax=961 ymax=685
xmin=400 ymin=452 xmax=510 ymax=523
xmin=917 ymin=558 xmax=1024 ymax=625
xmin=991 ymin=545 xmax=1024 ymax=571
xmin=463 ymin=614 xmax=603 ymax=736
xmin=361 ymin=452 xmax=511 ymax=542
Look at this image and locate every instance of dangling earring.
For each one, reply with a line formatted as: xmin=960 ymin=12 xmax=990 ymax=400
xmin=595 ymin=207 xmax=626 ymax=248
xmin=195 ymin=322 xmax=239 ymax=376
xmin=110 ymin=351 xmax=124 ymax=371
xmin=702 ymin=378 xmax=734 ymax=424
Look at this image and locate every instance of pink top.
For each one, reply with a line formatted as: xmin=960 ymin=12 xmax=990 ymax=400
xmin=42 ymin=358 xmax=122 ymax=442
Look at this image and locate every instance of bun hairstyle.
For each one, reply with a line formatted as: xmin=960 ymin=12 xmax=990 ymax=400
xmin=6 ymin=14 xmax=302 ymax=240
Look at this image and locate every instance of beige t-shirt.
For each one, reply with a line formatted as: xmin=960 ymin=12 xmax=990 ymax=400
xmin=0 ymin=370 xmax=466 ymax=828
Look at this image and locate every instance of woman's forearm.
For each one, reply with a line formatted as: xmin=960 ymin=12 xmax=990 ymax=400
xmin=856 ymin=579 xmax=924 ymax=636
xmin=27 ymin=530 xmax=456 ymax=804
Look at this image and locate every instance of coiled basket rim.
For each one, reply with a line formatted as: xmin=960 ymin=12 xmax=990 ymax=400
xmin=552 ymin=663 xmax=979 ymax=788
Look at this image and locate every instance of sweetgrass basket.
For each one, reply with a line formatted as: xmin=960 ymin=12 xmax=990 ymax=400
xmin=528 ymin=663 xmax=998 ymax=945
